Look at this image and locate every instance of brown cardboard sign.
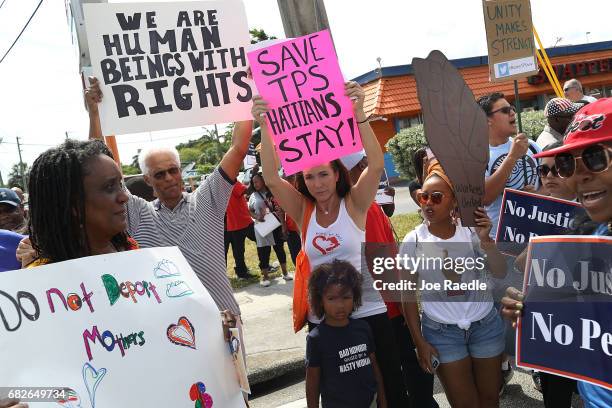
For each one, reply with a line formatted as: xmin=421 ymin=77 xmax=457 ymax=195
xmin=413 ymin=50 xmax=489 ymax=227
xmin=482 ymin=0 xmax=538 ymax=82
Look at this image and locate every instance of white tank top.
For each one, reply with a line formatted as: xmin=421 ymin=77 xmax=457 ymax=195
xmin=305 ymin=199 xmax=387 ymax=322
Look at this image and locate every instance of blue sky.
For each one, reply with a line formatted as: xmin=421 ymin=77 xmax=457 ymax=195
xmin=1 ymin=0 xmax=611 ymax=181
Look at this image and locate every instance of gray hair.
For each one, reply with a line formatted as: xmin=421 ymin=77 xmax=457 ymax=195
xmin=138 ymin=146 xmax=181 ymax=175
xmin=564 ymin=78 xmax=583 ymax=93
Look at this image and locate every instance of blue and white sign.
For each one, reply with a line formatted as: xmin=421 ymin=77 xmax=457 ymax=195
xmin=516 ymin=236 xmax=612 ymax=390
xmin=495 ymin=189 xmax=585 ymax=256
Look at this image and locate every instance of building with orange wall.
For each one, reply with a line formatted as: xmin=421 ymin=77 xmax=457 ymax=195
xmin=354 ymin=40 xmax=612 ymax=177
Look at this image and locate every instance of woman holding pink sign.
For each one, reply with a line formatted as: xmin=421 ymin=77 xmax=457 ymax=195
xmin=252 ymin=81 xmax=410 ymax=407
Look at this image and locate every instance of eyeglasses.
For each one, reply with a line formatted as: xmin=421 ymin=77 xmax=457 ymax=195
xmin=152 ymin=166 xmax=180 ymax=180
xmin=489 ymin=105 xmax=516 ymax=116
xmin=536 ymin=164 xmax=560 ymax=178
xmin=554 ymin=144 xmax=612 ymax=178
xmin=416 ymin=191 xmax=445 ymax=205
xmin=563 ymin=87 xmax=575 ymax=93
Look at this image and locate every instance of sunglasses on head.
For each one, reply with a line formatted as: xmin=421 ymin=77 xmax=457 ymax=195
xmin=554 ymin=144 xmax=612 ymax=178
xmin=536 ymin=164 xmax=560 ymax=178
xmin=152 ymin=166 xmax=180 ymax=180
xmin=489 ymin=105 xmax=516 ymax=115
xmin=416 ymin=191 xmax=445 ymax=205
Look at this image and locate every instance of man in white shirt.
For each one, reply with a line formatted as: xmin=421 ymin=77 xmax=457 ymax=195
xmin=563 ymin=78 xmax=597 ymax=103
xmin=477 ymin=92 xmax=540 ymax=240
xmin=535 ymin=97 xmax=582 ymax=149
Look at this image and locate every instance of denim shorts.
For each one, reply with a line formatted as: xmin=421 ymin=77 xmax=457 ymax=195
xmin=421 ymin=307 xmax=505 ymax=364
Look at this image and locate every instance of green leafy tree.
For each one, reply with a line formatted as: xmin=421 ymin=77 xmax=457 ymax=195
xmin=7 ymin=162 xmax=29 ymax=188
xmin=519 ymin=110 xmax=546 ymax=141
xmin=178 ymin=147 xmax=202 ymax=164
xmin=386 ymin=125 xmax=426 ymax=180
xmin=195 ymin=164 xmax=216 ymax=175
xmin=174 ymin=124 xmax=235 ymax=177
xmin=386 ymin=110 xmax=547 ymax=180
xmin=121 ymin=164 xmax=140 ymax=175
xmin=250 ymin=28 xmax=276 ymax=44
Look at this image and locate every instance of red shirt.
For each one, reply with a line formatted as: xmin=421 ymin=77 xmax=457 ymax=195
xmin=365 ymin=203 xmax=401 ymax=319
xmin=286 ymin=215 xmax=298 ymax=232
xmin=225 ymin=183 xmax=253 ymax=232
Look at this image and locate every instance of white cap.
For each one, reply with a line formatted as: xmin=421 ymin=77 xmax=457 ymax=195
xmin=339 ymin=150 xmax=366 ymax=170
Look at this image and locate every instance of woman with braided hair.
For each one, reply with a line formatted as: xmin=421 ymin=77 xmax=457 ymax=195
xmin=25 ymin=139 xmax=135 ymax=266
xmin=1 ymin=139 xmax=134 ymax=408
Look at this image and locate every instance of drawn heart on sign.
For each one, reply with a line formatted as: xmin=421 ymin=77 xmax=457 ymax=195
xmin=82 ymin=363 xmax=106 ymax=408
xmin=312 ymin=235 xmax=340 ymax=255
xmin=167 ymin=316 xmax=196 ymax=349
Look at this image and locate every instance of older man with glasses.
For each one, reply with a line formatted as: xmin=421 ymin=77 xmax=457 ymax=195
xmin=84 ymin=77 xmax=253 ymax=326
xmin=536 ymin=98 xmax=583 ymax=149
xmin=563 ymin=78 xmax=598 ymax=104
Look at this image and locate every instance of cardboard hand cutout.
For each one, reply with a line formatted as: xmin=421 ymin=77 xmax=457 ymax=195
xmin=413 ymin=50 xmax=489 ymax=226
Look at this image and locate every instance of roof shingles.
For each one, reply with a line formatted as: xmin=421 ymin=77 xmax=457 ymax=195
xmin=363 ymin=49 xmax=612 ymax=118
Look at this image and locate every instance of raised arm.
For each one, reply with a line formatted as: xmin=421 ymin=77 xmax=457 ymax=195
xmin=483 ymin=133 xmax=528 ymax=204
xmin=345 ymin=81 xmax=384 ymax=213
xmin=85 ymin=77 xmax=103 ymax=140
xmin=218 ymin=120 xmax=254 ymax=181
xmin=251 ymin=96 xmax=306 ymax=226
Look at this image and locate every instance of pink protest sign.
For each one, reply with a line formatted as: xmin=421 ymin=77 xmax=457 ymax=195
xmin=247 ymin=29 xmax=362 ymax=175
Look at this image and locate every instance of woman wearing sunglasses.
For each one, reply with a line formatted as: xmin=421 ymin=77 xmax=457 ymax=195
xmin=400 ymin=159 xmax=508 ymax=408
xmin=502 ymin=99 xmax=612 ymax=408
xmin=537 ymin=141 xmax=576 ymax=201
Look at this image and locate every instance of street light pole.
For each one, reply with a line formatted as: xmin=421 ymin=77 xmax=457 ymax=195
xmin=16 ymin=136 xmax=26 ymax=191
xmin=277 ymin=0 xmax=330 ymax=37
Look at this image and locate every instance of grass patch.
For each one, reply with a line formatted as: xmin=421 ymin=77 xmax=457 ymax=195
xmin=226 ymin=212 xmax=422 ymax=289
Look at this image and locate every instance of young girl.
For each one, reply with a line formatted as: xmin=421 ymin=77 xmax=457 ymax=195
xmin=401 ymin=159 xmax=508 ymax=408
xmin=306 ymin=260 xmax=387 ymax=408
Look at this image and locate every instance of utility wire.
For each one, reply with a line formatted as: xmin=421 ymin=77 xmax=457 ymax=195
xmin=0 ymin=0 xmax=44 ymax=65
xmin=0 ymin=0 xmax=7 ymax=10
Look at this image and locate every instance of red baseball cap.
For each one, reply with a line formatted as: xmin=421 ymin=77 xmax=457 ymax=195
xmin=534 ymin=98 xmax=612 ymax=158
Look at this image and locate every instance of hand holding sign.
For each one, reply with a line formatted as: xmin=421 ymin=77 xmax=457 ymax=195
xmin=473 ymin=207 xmax=494 ymax=242
xmin=515 ymin=236 xmax=612 ymax=390
xmin=345 ymin=81 xmax=367 ymax=121
xmin=84 ymin=77 xmax=103 ymax=114
xmin=509 ymin=133 xmax=530 ymax=161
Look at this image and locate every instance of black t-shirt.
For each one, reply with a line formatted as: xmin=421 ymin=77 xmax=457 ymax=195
xmin=306 ymin=319 xmax=377 ymax=408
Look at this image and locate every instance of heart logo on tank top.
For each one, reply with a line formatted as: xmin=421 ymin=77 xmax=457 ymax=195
xmin=312 ymin=235 xmax=340 ymax=255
